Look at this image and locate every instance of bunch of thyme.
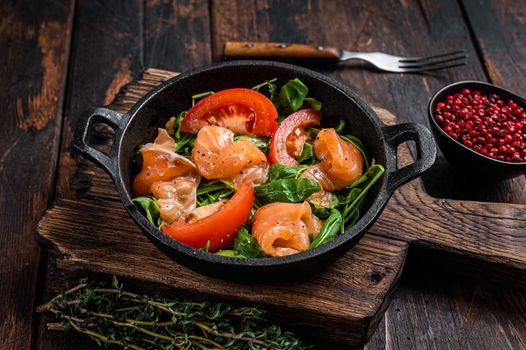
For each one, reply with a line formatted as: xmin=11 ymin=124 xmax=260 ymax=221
xmin=37 ymin=277 xmax=310 ymax=350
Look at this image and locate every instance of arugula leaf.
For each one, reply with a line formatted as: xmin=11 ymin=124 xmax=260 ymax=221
xmin=309 ymin=209 xmax=343 ymax=249
xmin=233 ymin=226 xmax=265 ymax=258
xmin=340 ymin=164 xmax=384 ymax=225
xmin=175 ymin=133 xmax=196 ymax=155
xmin=234 ymin=135 xmax=270 ymax=153
xmin=267 ymin=164 xmax=308 ymax=181
xmin=255 ymin=178 xmax=320 ymax=204
xmin=334 ymin=119 xmax=345 ymax=134
xmin=297 ymin=142 xmax=315 ymax=165
xmin=132 ymin=196 xmax=161 ymax=227
xmin=172 ymin=111 xmax=187 ymax=139
xmin=301 ymin=97 xmax=322 ymax=111
xmin=196 ymin=180 xmax=235 ymax=207
xmin=191 ymin=91 xmax=214 ymax=107
xmin=274 ymin=78 xmax=309 ymax=119
xmin=341 ymin=134 xmax=370 ymax=168
xmin=216 ymin=249 xmax=247 ymax=258
xmin=252 ymin=78 xmax=278 ymax=100
xmin=132 ymin=144 xmax=144 ymax=169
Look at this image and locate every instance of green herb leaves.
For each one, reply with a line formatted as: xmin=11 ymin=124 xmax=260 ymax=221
xmin=234 ymin=226 xmax=265 ymax=258
xmin=309 ymin=209 xmax=343 ymax=249
xmin=275 ymin=78 xmax=309 ymax=117
xmin=132 ymin=197 xmax=161 ymax=227
xmin=216 ymin=226 xmax=265 ymax=259
xmin=259 ymin=165 xmax=318 ymax=204
xmin=196 ymin=179 xmax=235 ymax=206
xmin=273 ymin=78 xmax=322 ymax=121
xmin=267 ymin=163 xmax=308 ymax=181
xmin=338 ymin=164 xmax=385 ymax=226
xmin=37 ymin=277 xmax=309 ymax=349
xmin=234 ymin=135 xmax=270 ymax=153
xmin=255 ymin=178 xmax=320 ymax=205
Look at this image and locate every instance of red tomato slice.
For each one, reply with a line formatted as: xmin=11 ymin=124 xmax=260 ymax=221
xmin=161 ymin=182 xmax=254 ymax=252
xmin=180 ymin=88 xmax=278 ymax=136
xmin=269 ymin=109 xmax=321 ymax=166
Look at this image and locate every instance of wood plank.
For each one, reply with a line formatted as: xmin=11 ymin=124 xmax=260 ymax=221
xmin=0 ymin=1 xmax=73 ymax=349
xmin=211 ymin=0 xmax=525 ymax=204
xmin=36 ymin=1 xmax=144 ymax=349
xmin=461 ymin=0 xmax=525 ymax=96
xmin=144 ymin=0 xmax=212 ymax=70
xmin=379 ymin=255 xmax=526 ymax=349
xmin=460 ymin=0 xmax=526 ymax=204
xmin=54 ymin=0 xmax=144 ymax=200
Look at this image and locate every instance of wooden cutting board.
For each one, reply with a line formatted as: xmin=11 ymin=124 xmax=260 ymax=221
xmin=36 ymin=68 xmax=526 ymax=346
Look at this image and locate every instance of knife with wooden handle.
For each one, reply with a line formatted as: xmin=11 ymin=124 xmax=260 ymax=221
xmin=223 ymin=41 xmax=342 ymax=61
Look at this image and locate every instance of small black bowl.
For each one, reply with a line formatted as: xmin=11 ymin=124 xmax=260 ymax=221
xmin=428 ymin=81 xmax=526 ymax=180
xmin=74 ymin=60 xmax=436 ymax=280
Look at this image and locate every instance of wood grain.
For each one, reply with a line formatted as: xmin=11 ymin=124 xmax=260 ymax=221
xmin=224 ymin=41 xmax=342 ymax=60
xmin=211 ymin=0 xmax=526 ymax=204
xmin=144 ymin=0 xmax=212 ymax=70
xmin=35 ymin=1 xmax=144 ymax=349
xmin=54 ymin=0 xmax=144 ymax=200
xmin=460 ymin=0 xmax=526 ymax=204
xmin=0 ymin=1 xmax=73 ymax=349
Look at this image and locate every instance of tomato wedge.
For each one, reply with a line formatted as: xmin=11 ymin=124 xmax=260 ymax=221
xmin=161 ymin=182 xmax=254 ymax=252
xmin=269 ymin=109 xmax=321 ymax=166
xmin=181 ymin=88 xmax=278 ymax=137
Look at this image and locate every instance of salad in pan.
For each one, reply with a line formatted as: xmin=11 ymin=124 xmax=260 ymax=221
xmin=132 ymin=78 xmax=384 ymax=258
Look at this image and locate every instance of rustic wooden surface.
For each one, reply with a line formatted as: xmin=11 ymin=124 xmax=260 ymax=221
xmin=0 ymin=0 xmax=524 ymax=349
xmin=0 ymin=1 xmax=74 ymax=349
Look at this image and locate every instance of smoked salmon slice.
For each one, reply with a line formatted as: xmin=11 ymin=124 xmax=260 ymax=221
xmin=252 ymin=202 xmax=322 ymax=257
xmin=301 ymin=128 xmax=363 ymax=191
xmin=192 ymin=125 xmax=268 ymax=181
xmin=133 ymin=129 xmax=197 ymax=196
xmin=133 ymin=128 xmax=200 ymax=222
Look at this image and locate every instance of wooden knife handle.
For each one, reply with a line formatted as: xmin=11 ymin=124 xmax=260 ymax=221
xmin=223 ymin=41 xmax=341 ymax=61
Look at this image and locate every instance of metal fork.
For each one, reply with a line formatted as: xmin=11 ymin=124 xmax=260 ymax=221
xmin=339 ymin=50 xmax=468 ymax=73
xmin=223 ymin=41 xmax=468 ymax=73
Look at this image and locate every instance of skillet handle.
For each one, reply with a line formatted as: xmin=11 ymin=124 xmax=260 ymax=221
xmin=382 ymin=123 xmax=437 ymax=194
xmin=73 ymin=107 xmax=128 ymax=180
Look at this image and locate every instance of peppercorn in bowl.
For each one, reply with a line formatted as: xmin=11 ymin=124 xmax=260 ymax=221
xmin=428 ymin=81 xmax=526 ymax=179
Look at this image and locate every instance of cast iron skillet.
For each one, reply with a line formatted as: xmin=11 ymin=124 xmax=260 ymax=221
xmin=74 ymin=61 xmax=436 ymax=280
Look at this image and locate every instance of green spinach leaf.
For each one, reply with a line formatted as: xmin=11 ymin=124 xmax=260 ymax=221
xmin=267 ymin=164 xmax=308 ymax=181
xmin=216 ymin=249 xmax=247 ymax=258
xmin=274 ymin=78 xmax=309 ymax=119
xmin=309 ymin=209 xmax=343 ymax=249
xmin=341 ymin=134 xmax=370 ymax=168
xmin=234 ymin=135 xmax=270 ymax=153
xmin=340 ymin=164 xmax=384 ymax=225
xmin=132 ymin=196 xmax=162 ymax=227
xmin=175 ymin=133 xmax=196 ymax=155
xmin=255 ymin=178 xmax=320 ymax=204
xmin=297 ymin=142 xmax=315 ymax=165
xmin=172 ymin=111 xmax=187 ymax=139
xmin=252 ymin=78 xmax=278 ymax=100
xmin=196 ymin=180 xmax=235 ymax=207
xmin=233 ymin=226 xmax=265 ymax=258
xmin=301 ymin=97 xmax=322 ymax=111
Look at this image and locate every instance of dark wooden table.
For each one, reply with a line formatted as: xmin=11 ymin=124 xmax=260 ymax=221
xmin=1 ymin=0 xmax=525 ymax=349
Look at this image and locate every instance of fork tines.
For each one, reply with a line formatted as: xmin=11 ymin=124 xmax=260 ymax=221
xmin=398 ymin=50 xmax=468 ymax=72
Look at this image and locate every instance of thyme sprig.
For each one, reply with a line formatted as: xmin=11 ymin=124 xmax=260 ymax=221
xmin=37 ymin=277 xmax=309 ymax=350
